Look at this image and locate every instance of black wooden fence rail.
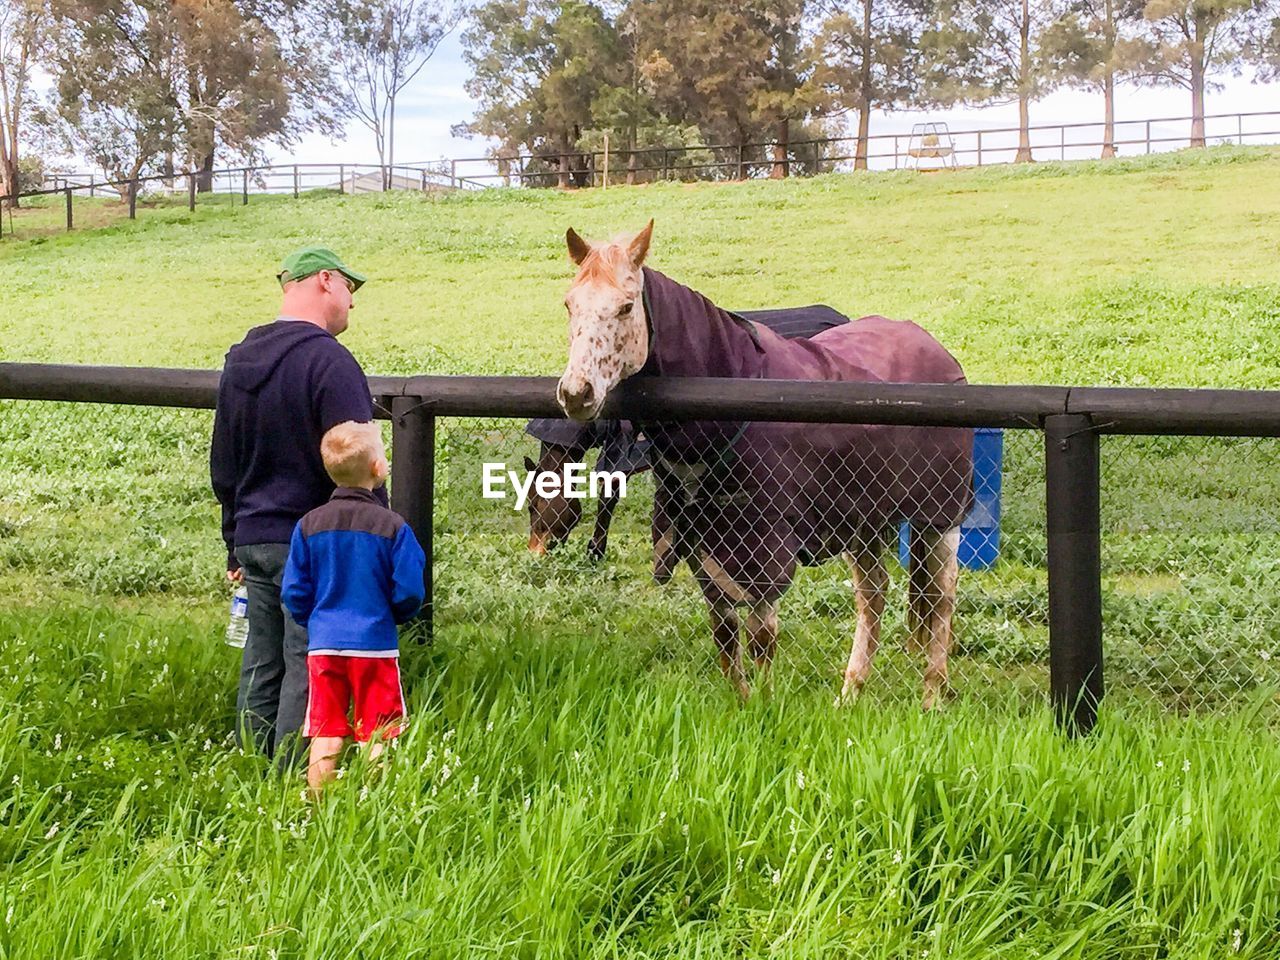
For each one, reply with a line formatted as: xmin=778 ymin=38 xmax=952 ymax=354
xmin=6 ymin=361 xmax=1280 ymax=732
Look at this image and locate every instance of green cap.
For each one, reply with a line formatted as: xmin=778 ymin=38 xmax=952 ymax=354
xmin=276 ymin=246 xmax=367 ymax=290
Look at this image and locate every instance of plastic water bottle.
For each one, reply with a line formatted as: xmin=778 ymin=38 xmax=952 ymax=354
xmin=225 ymin=584 xmax=249 ymax=648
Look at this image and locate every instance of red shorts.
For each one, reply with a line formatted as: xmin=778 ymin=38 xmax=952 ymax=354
xmin=305 ymin=654 xmax=406 ymax=742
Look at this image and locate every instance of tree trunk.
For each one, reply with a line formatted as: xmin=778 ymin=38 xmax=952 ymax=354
xmin=1015 ymin=0 xmax=1033 ymax=163
xmin=0 ymin=154 xmax=16 ymax=207
xmin=387 ymin=94 xmax=397 ymax=189
xmin=770 ymin=118 xmax=790 ymax=179
xmin=197 ymin=151 xmax=215 ymax=193
xmin=1189 ymin=22 xmax=1206 ymax=148
xmin=1101 ymin=0 xmax=1116 ymax=159
xmin=854 ymin=0 xmax=873 ymax=170
xmin=855 ymin=101 xmax=872 ymax=171
xmin=1102 ymin=72 xmax=1116 ymax=158
xmin=626 ymin=138 xmax=637 ymax=186
xmin=558 ymin=133 xmax=571 ymax=189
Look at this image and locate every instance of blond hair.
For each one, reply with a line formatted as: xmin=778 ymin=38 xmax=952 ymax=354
xmin=321 ymin=420 xmax=384 ymax=487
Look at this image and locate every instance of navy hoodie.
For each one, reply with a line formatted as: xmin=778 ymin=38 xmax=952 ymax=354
xmin=210 ymin=320 xmax=385 ymax=570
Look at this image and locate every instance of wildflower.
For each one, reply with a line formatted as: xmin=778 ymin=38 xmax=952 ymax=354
xmin=1261 ymin=650 xmax=1272 ymax=662
xmin=892 ymin=850 xmax=903 ymax=865
xmin=485 ymin=720 xmax=494 ymax=733
xmin=658 ymin=811 xmax=667 ymax=825
xmin=440 ymin=764 xmax=453 ymax=783
xmin=1232 ymin=929 xmax=1243 ymax=952
xmin=523 ymin=795 xmax=532 ymax=811
xmin=735 ymin=856 xmax=744 ymax=873
xmin=1182 ymin=759 xmax=1191 ymax=773
xmin=203 ymin=739 xmax=212 ymax=751
xmin=103 ymin=756 xmax=115 ymax=770
xmin=1156 ymin=760 xmax=1164 ymax=769
xmin=469 ymin=776 xmax=480 ymax=797
xmin=826 ymin=845 xmax=834 ymax=861
xmin=44 ymin=822 xmax=59 ymax=840
xmin=846 ymin=738 xmax=853 ymax=748
xmin=335 ymin=769 xmax=345 ymax=779
xmin=358 ymin=786 xmax=370 ymax=803
xmin=682 ymin=823 xmax=690 ymax=837
xmin=796 ymin=769 xmax=806 ymax=790
xmin=53 ymin=734 xmax=62 ymax=751
xmin=300 ymin=789 xmax=309 ymax=803
xmin=771 ymin=868 xmax=781 ymax=886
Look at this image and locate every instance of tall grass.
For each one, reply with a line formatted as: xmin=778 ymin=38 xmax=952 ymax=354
xmin=3 ymin=607 xmax=1280 ymax=958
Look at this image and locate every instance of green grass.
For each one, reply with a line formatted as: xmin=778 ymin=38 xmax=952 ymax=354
xmin=4 ymin=606 xmax=1280 ymax=958
xmin=3 ymin=146 xmax=1280 ymax=956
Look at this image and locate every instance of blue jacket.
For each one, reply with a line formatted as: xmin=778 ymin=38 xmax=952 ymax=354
xmin=211 ymin=319 xmax=385 ymax=571
xmin=281 ymin=487 xmax=426 ymax=654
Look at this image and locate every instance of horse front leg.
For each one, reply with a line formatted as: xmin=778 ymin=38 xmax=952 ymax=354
xmin=917 ymin=526 xmax=960 ymax=711
xmin=587 ymin=491 xmax=619 ymax=561
xmin=837 ymin=529 xmax=890 ymax=706
xmin=695 ymin=554 xmax=750 ymax=701
xmin=747 ymin=598 xmax=779 ymax=699
xmin=708 ymin=595 xmax=748 ymax=701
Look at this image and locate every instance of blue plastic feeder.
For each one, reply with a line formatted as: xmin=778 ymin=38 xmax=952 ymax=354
xmin=899 ymin=427 xmax=1003 ymax=571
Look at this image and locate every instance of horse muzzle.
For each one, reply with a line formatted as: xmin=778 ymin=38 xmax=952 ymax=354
xmin=556 ymin=376 xmax=604 ymax=422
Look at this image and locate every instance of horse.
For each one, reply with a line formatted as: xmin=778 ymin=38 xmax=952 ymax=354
xmin=554 ymin=221 xmax=974 ymax=709
xmin=524 ymin=307 xmax=851 ymax=566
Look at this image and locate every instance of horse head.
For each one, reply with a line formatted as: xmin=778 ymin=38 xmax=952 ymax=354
xmin=556 ymin=220 xmax=654 ymax=421
xmin=524 ymin=447 xmax=585 ymax=554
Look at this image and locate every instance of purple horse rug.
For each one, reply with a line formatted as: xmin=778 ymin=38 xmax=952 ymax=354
xmin=637 ymin=268 xmax=974 ymax=602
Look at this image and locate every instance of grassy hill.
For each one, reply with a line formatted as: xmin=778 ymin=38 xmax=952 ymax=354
xmin=3 ymin=145 xmax=1279 ymax=386
xmin=3 ymin=147 xmax=1280 ymax=958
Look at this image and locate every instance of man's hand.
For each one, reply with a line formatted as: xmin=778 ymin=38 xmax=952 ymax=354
xmin=227 ymin=568 xmax=243 ymax=584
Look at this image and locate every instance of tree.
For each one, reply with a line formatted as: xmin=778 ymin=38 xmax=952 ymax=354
xmin=632 ymin=0 xmax=821 ymax=176
xmin=1130 ymin=0 xmax=1272 ymax=147
xmin=327 ymin=0 xmax=463 ymax=188
xmin=1040 ymin=0 xmax=1147 ymax=156
xmin=810 ymin=0 xmax=923 ymax=169
xmin=0 ymin=0 xmax=47 ymax=204
xmin=920 ymin=0 xmax=1068 ymax=161
xmin=48 ymin=0 xmax=341 ymax=192
xmin=458 ymin=0 xmax=620 ymax=186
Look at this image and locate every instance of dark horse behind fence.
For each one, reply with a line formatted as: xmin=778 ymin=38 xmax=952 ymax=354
xmin=554 ymin=221 xmax=974 ymax=709
xmin=524 ymin=306 xmax=851 ymax=564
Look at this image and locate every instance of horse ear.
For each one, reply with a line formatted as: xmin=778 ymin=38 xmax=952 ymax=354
xmin=524 ymin=455 xmax=537 ymax=473
xmin=628 ymin=219 xmax=654 ymax=267
xmin=566 ymin=227 xmax=592 ymax=265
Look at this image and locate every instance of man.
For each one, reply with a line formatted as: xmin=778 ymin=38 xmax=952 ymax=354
xmin=211 ymin=246 xmax=385 ymax=765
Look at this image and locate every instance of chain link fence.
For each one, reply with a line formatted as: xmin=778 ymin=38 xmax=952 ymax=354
xmin=427 ymin=416 xmax=1280 ymax=716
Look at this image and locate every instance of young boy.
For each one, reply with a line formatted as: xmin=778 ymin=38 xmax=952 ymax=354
xmin=281 ymin=420 xmax=426 ymax=793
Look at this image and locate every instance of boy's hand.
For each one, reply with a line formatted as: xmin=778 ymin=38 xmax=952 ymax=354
xmin=227 ymin=568 xmax=243 ymax=584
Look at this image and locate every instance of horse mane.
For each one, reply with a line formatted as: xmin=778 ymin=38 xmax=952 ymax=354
xmin=573 ymin=240 xmax=634 ymax=290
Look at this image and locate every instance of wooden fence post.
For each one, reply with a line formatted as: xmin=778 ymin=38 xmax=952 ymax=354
xmin=293 ymin=164 xmax=299 ymax=199
xmin=339 ymin=164 xmax=345 ymax=194
xmin=242 ymin=169 xmax=248 ymax=205
xmin=188 ymin=173 xmax=196 ymax=212
xmin=391 ymin=397 xmax=435 ymax=643
xmin=1044 ymin=414 xmax=1104 ymax=735
xmin=65 ymin=187 xmax=73 ymax=232
xmin=1145 ymin=120 xmax=1152 ymax=154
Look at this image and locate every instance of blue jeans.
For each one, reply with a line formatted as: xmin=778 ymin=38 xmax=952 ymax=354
xmin=234 ymin=542 xmax=309 ymax=766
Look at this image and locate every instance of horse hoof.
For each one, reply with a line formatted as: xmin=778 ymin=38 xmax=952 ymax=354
xmin=835 ymin=684 xmax=862 ymax=708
